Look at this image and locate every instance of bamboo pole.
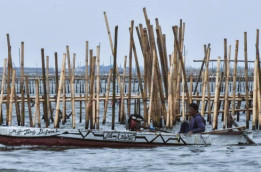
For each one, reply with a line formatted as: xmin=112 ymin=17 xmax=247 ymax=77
xmin=41 ymin=48 xmax=49 ymax=127
xmin=120 ymin=56 xmax=127 ymax=124
xmin=102 ymin=69 xmax=113 ymax=124
xmin=182 ymin=56 xmax=186 ymax=121
xmin=224 ymin=45 xmax=231 ymax=128
xmin=25 ymin=76 xmax=33 ymax=127
xmin=6 ymin=34 xmax=12 ymax=125
xmin=8 ymin=69 xmax=16 ymax=126
xmin=148 ymin=48 xmax=157 ymax=125
xmin=257 ymin=61 xmax=261 ymax=129
xmin=212 ymin=57 xmax=221 ymax=129
xmin=54 ymin=54 xmax=66 ymax=128
xmin=169 ymin=52 xmax=175 ymax=127
xmin=96 ymin=46 xmax=100 ymax=129
xmin=128 ymin=21 xmax=134 ymax=118
xmin=112 ymin=26 xmax=118 ymax=130
xmin=62 ymin=67 xmax=66 ymax=125
xmin=87 ymin=55 xmax=96 ymax=129
xmin=172 ymin=26 xmax=190 ymax=105
xmin=103 ymin=12 xmax=114 ymax=54
xmin=46 ymin=56 xmax=51 ymax=122
xmin=166 ymin=72 xmax=171 ymax=127
xmin=0 ymin=59 xmax=7 ymax=124
xmin=244 ymin=33 xmax=250 ymax=128
xmin=71 ymin=53 xmax=76 ymax=128
xmin=85 ymin=41 xmax=89 ymax=128
xmin=14 ymin=82 xmax=21 ymax=126
xmin=116 ymin=67 xmax=123 ymax=122
xmin=20 ymin=42 xmax=25 ymax=126
xmin=172 ymin=44 xmax=178 ymax=125
xmin=131 ymin=29 xmax=147 ymax=124
xmin=156 ymin=26 xmax=168 ymax=97
xmin=189 ymin=75 xmax=193 ymax=103
xmin=66 ymin=46 xmax=75 ymax=128
xmin=252 ymin=59 xmax=258 ymax=130
xmin=231 ymin=40 xmax=239 ymax=121
xmin=148 ymin=25 xmax=165 ymax=126
xmin=206 ymin=66 xmax=212 ymax=124
xmin=35 ymin=79 xmax=41 ymax=128
xmin=201 ymin=48 xmax=210 ymax=117
xmin=55 ymin=52 xmax=59 ymax=96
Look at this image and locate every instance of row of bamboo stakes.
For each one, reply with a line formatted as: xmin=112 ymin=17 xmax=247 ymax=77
xmin=0 ymin=8 xmax=261 ymax=131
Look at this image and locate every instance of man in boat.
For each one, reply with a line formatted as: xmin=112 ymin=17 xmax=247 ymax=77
xmin=128 ymin=114 xmax=144 ymax=131
xmin=179 ymin=103 xmax=206 ymax=134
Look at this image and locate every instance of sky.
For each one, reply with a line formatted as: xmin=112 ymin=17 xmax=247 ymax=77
xmin=0 ymin=0 xmax=261 ymax=69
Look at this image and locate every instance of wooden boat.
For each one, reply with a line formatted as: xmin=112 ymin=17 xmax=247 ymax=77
xmin=0 ymin=126 xmax=253 ymax=147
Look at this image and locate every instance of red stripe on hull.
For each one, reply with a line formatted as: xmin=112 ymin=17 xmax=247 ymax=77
xmin=0 ymin=135 xmax=160 ymax=148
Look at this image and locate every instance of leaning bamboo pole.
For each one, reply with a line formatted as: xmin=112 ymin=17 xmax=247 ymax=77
xmin=103 ymin=12 xmax=114 ymax=54
xmin=148 ymin=48 xmax=157 ymax=125
xmin=132 ymin=29 xmax=147 ymax=123
xmin=0 ymin=59 xmax=7 ymax=124
xmin=8 ymin=69 xmax=16 ymax=126
xmin=173 ymin=26 xmax=190 ymax=106
xmin=201 ymin=47 xmax=210 ymax=117
xmin=54 ymin=54 xmax=66 ymax=128
xmin=149 ymin=25 xmax=166 ymax=125
xmin=213 ymin=57 xmax=221 ymax=129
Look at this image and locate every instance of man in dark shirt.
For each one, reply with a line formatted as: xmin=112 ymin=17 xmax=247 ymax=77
xmin=179 ymin=103 xmax=206 ymax=134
